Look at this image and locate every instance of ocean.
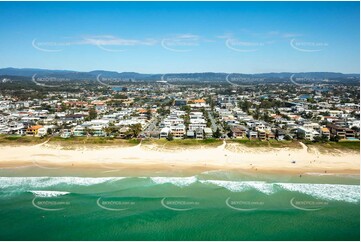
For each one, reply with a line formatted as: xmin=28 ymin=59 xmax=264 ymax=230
xmin=0 ymin=167 xmax=359 ymax=241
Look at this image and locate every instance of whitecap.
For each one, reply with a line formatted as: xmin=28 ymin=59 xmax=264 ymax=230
xmin=0 ymin=177 xmax=126 ymax=189
xmin=150 ymin=176 xmax=197 ymax=187
xmin=199 ymin=180 xmax=274 ymax=194
xmin=29 ymin=190 xmax=70 ymax=197
xmin=276 ymin=183 xmax=360 ymax=203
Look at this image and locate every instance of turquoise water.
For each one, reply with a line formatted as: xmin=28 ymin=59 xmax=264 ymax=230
xmin=0 ymin=169 xmax=359 ymax=240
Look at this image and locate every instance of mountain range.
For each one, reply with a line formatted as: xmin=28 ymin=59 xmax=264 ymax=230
xmin=0 ymin=67 xmax=359 ymax=81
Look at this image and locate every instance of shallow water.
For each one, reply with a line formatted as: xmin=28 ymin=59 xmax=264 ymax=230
xmin=0 ymin=167 xmax=359 ymax=240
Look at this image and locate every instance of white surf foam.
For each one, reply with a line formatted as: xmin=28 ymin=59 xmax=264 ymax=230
xmin=1 ymin=177 xmax=359 ymax=203
xmin=0 ymin=177 xmax=126 ymax=189
xmin=199 ymin=180 xmax=359 ymax=202
xmin=150 ymin=176 xmax=197 ymax=187
xmin=199 ymin=180 xmax=275 ymax=194
xmin=199 ymin=180 xmax=248 ymax=192
xmin=275 ymin=183 xmax=360 ymax=203
xmin=29 ymin=190 xmax=70 ymax=197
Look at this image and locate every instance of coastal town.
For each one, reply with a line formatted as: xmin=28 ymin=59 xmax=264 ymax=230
xmin=0 ymin=1 xmax=360 ymax=241
xmin=0 ymin=76 xmax=359 ymax=145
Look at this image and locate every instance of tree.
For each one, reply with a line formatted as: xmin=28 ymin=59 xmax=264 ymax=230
xmin=351 ymin=126 xmax=360 ymax=132
xmin=330 ymin=135 xmax=341 ymax=142
xmin=213 ymin=128 xmax=221 ymax=138
xmin=167 ymin=132 xmax=174 ymax=141
xmin=126 ymin=123 xmax=142 ymax=138
xmin=207 ymin=95 xmax=215 ymax=111
xmin=253 ymin=109 xmax=261 ymax=120
xmin=284 ymin=134 xmax=292 ymax=141
xmin=84 ymin=127 xmax=91 ymax=136
xmin=103 ymin=127 xmax=112 ymax=137
xmin=180 ymin=105 xmax=191 ymax=113
xmin=60 ymin=103 xmax=67 ymax=112
xmin=297 ymin=132 xmax=305 ymax=140
xmin=319 ymin=134 xmax=329 ymax=143
xmin=240 ymin=100 xmax=251 ymax=113
xmin=88 ymin=108 xmax=97 ymax=120
xmin=146 ymin=107 xmax=152 ymax=120
xmin=227 ymin=129 xmax=233 ymax=138
xmin=262 ymin=112 xmax=273 ymax=123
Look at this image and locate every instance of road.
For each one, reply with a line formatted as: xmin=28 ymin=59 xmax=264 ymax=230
xmin=141 ymin=116 xmax=160 ymax=137
xmin=207 ymin=111 xmax=222 ymax=133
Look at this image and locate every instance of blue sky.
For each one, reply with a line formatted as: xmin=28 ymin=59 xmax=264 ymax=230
xmin=0 ymin=1 xmax=359 ymax=74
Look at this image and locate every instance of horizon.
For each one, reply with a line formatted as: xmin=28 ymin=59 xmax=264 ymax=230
xmin=0 ymin=1 xmax=359 ymax=74
xmin=1 ymin=67 xmax=360 ymax=75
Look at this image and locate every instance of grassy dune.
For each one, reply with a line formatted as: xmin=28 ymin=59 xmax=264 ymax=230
xmin=141 ymin=138 xmax=223 ymax=147
xmin=305 ymin=140 xmax=360 ymax=153
xmin=227 ymin=138 xmax=303 ymax=149
xmin=0 ymin=135 xmax=44 ymax=145
xmin=0 ymin=135 xmax=359 ymax=152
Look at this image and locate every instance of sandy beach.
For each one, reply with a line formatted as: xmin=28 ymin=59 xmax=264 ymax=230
xmin=0 ymin=141 xmax=359 ymax=175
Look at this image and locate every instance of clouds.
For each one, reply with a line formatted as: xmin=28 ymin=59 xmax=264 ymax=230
xmin=81 ymin=35 xmax=158 ymax=46
xmin=161 ymin=34 xmax=201 ymax=52
xmin=30 ymin=30 xmax=323 ymax=55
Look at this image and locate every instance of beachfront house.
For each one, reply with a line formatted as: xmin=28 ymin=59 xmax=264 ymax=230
xmin=37 ymin=127 xmax=48 ymax=137
xmin=230 ymin=125 xmax=247 ymax=138
xmin=26 ymin=125 xmax=43 ymax=136
xmin=160 ymin=127 xmax=170 ymax=139
xmin=188 ymin=118 xmax=207 ymax=131
xmin=326 ymin=124 xmax=346 ymax=139
xmin=266 ymin=131 xmax=275 ymax=140
xmin=170 ymin=124 xmax=186 ymax=139
xmin=72 ymin=125 xmax=86 ymax=137
xmin=345 ymin=128 xmax=356 ymax=139
xmin=320 ymin=127 xmax=330 ymax=140
xmin=60 ymin=129 xmax=72 ymax=138
xmin=8 ymin=122 xmax=25 ymax=135
xmin=275 ymin=129 xmax=286 ymax=141
xmin=203 ymin=127 xmax=213 ymax=139
xmin=195 ymin=128 xmax=204 ymax=139
xmin=118 ymin=126 xmax=130 ymax=139
xmin=297 ymin=127 xmax=319 ymax=141
xmin=186 ymin=130 xmax=195 ymax=139
xmin=258 ymin=130 xmax=267 ymax=141
xmin=247 ymin=130 xmax=258 ymax=139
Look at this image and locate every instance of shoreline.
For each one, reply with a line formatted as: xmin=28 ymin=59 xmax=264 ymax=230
xmin=0 ymin=141 xmax=359 ymax=176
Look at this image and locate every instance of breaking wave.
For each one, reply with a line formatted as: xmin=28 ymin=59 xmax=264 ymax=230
xmin=29 ymin=190 xmax=70 ymax=197
xmin=0 ymin=177 xmax=125 ymax=189
xmin=0 ymin=176 xmax=359 ymax=203
xmin=150 ymin=176 xmax=197 ymax=187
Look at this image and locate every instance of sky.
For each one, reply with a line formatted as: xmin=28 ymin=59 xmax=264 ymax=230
xmin=0 ymin=1 xmax=359 ymax=74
